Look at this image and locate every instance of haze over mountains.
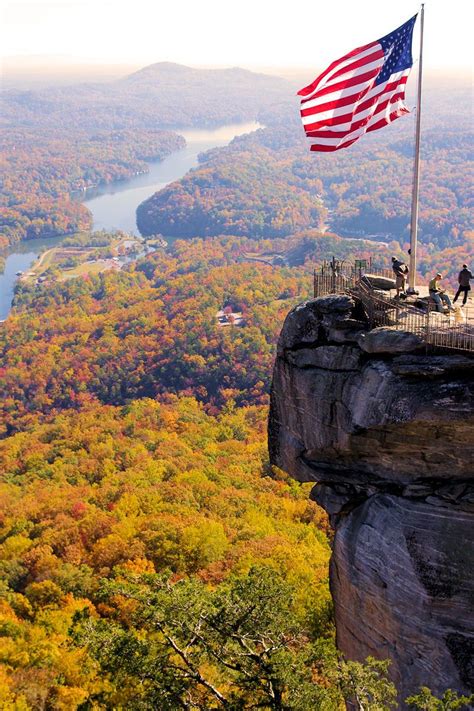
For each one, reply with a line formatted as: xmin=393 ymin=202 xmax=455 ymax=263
xmin=1 ymin=62 xmax=292 ymax=129
xmin=2 ymin=59 xmax=471 ymax=132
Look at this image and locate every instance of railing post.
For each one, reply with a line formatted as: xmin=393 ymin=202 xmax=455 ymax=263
xmin=425 ymin=303 xmax=431 ymax=348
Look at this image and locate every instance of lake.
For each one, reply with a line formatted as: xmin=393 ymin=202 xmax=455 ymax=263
xmin=0 ymin=236 xmax=68 ymax=321
xmin=83 ymin=122 xmax=262 ymax=233
xmin=0 ymin=121 xmax=262 ymax=320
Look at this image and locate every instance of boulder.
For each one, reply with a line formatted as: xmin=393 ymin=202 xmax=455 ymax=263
xmin=313 ymin=294 xmax=355 ymax=314
xmin=332 ymin=495 xmax=474 ymax=700
xmin=358 ymin=327 xmax=423 ymax=354
xmin=277 ymin=300 xmax=321 ymax=355
xmin=360 ymin=274 xmax=396 ymax=291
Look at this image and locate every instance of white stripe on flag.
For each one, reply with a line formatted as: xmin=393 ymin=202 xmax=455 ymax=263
xmin=302 ymin=71 xmax=410 ymax=130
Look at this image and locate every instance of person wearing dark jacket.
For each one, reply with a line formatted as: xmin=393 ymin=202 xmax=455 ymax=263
xmin=453 ymin=264 xmax=473 ymax=306
xmin=391 ymin=256 xmax=408 ymax=297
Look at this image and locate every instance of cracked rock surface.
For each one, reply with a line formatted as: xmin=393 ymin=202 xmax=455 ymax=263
xmin=268 ymin=296 xmax=474 ymax=704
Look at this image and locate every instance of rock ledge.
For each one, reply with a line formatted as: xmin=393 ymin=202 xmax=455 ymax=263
xmin=269 ymin=296 xmax=474 ymax=704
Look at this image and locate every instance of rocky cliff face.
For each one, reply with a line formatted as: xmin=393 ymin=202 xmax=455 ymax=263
xmin=268 ymin=296 xmax=474 ymax=704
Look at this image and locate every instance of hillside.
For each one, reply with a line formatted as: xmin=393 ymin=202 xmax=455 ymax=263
xmin=0 ymin=235 xmax=303 ymax=434
xmin=0 ymin=128 xmax=184 ymax=247
xmin=0 ymin=230 xmax=414 ymax=436
xmin=0 ymin=232 xmax=418 ymax=707
xmin=0 ymin=396 xmax=336 ymax=707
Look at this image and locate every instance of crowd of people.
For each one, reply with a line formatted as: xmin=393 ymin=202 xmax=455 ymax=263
xmin=391 ymin=257 xmax=472 ymax=314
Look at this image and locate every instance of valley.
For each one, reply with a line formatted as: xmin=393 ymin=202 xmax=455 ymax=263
xmin=0 ymin=121 xmax=262 ymax=318
xmin=0 ymin=57 xmax=472 ymax=709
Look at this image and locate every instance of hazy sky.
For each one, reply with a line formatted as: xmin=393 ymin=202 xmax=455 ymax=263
xmin=1 ymin=0 xmax=473 ymax=72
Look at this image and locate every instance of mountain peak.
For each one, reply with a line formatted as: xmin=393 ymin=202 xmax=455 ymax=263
xmin=123 ymin=62 xmax=289 ymax=86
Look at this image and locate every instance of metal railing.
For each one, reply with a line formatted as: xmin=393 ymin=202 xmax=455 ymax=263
xmin=425 ymin=307 xmax=474 ymax=352
xmin=313 ymin=262 xmax=474 ymax=354
xmin=313 ymin=259 xmax=393 ymax=298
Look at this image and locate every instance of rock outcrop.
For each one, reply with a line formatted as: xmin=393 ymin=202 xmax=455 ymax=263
xmin=269 ymin=296 xmax=474 ymax=704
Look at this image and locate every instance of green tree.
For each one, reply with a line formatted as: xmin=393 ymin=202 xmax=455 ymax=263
xmin=406 ymin=687 xmax=474 ymax=710
xmin=75 ymin=566 xmax=396 ymax=710
xmin=334 ymin=657 xmax=397 ymax=710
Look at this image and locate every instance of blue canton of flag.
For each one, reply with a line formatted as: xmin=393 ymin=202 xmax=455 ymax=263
xmin=377 ymin=16 xmax=417 ymax=84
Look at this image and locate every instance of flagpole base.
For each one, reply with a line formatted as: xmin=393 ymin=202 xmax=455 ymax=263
xmin=406 ymin=287 xmax=419 ymax=296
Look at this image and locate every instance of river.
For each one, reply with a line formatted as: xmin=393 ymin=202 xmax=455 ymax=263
xmin=0 ymin=121 xmax=262 ymax=320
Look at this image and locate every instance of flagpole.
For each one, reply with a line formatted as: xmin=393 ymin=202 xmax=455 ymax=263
xmin=407 ymin=4 xmax=425 ymax=293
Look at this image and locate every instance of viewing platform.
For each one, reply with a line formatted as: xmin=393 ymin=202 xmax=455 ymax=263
xmin=313 ymin=259 xmax=474 ymax=354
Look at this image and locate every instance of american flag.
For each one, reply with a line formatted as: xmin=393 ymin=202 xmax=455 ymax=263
xmin=298 ymin=15 xmax=417 ymax=152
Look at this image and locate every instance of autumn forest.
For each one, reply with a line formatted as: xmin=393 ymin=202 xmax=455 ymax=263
xmin=0 ymin=60 xmax=473 ymax=709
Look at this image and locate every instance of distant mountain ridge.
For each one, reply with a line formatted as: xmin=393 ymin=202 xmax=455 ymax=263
xmin=124 ymin=61 xmax=288 ymax=85
xmin=1 ymin=62 xmax=292 ymax=130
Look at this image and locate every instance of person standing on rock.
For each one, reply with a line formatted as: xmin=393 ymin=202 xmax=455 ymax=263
xmin=453 ymin=264 xmax=472 ymax=306
xmin=392 ymin=256 xmax=409 ymax=297
xmin=429 ymin=273 xmax=454 ymax=313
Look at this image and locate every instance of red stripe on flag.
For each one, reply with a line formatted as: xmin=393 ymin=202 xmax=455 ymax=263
xmin=325 ymin=48 xmax=384 ymax=84
xmin=305 ymin=114 xmax=372 ymax=139
xmin=309 ymin=137 xmax=359 ymax=152
xmin=301 ymin=76 xmax=409 ymax=134
xmin=300 ymin=85 xmax=374 ymax=117
xmin=354 ymin=76 xmax=408 ymax=114
xmin=366 ymin=107 xmax=409 ymax=133
xmin=307 ymin=97 xmax=410 ymax=150
xmin=297 ymin=41 xmax=378 ymax=97
xmin=300 ymin=68 xmax=381 ymax=104
xmin=301 ymin=74 xmax=408 ymax=123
